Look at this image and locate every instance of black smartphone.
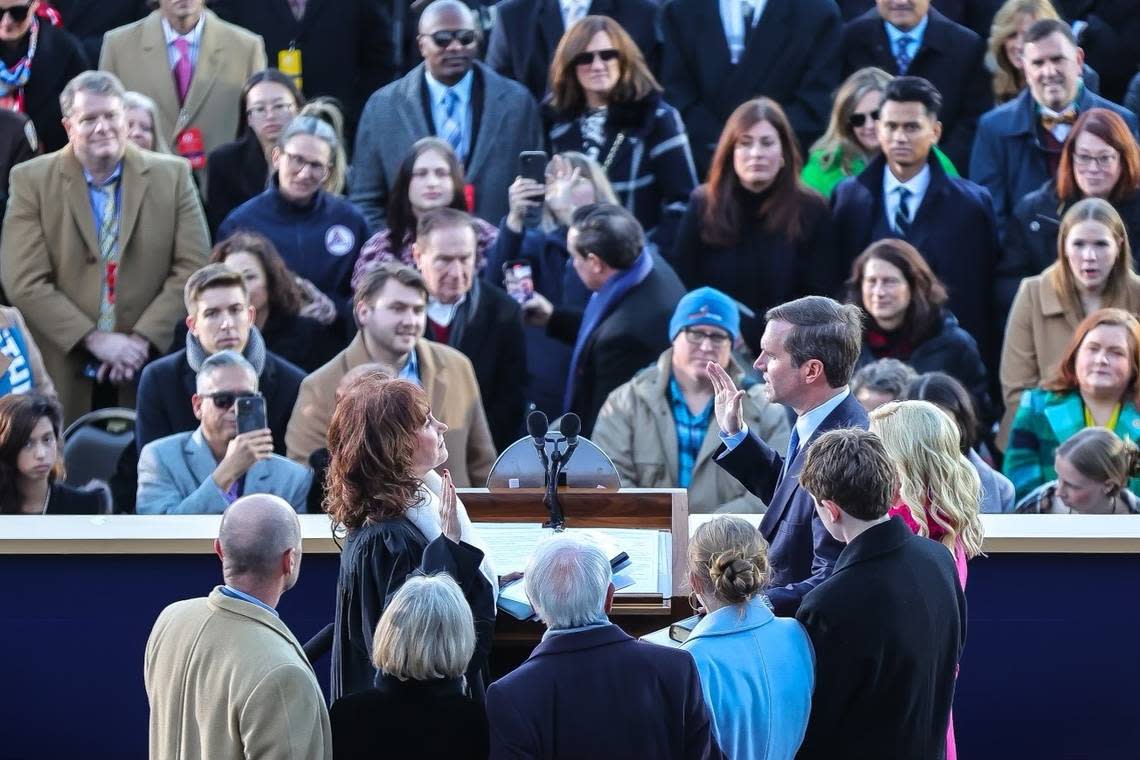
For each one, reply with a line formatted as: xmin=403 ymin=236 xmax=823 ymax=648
xmin=518 ymin=150 xmax=547 ymax=228
xmin=236 ymin=395 xmax=267 ymax=434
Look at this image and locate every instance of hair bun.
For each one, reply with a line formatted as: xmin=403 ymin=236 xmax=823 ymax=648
xmin=708 ymin=550 xmax=765 ymax=604
xmin=1123 ymin=437 xmax=1140 ymax=479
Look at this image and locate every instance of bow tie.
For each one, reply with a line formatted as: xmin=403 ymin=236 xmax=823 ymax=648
xmin=1041 ymin=110 xmax=1078 ymax=130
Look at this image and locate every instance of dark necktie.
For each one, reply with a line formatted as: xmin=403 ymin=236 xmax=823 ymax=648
xmin=894 ymin=186 xmax=913 ymax=238
xmin=779 ymin=425 xmax=800 ymax=484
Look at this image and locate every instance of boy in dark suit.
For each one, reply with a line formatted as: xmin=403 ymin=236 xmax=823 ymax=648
xmin=795 ymin=427 xmax=966 ymax=760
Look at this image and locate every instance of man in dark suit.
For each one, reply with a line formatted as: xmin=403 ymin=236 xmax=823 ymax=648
xmin=841 ymin=0 xmax=990 ymax=171
xmin=136 ymin=264 xmax=304 ymax=457
xmin=661 ymin=0 xmax=841 ymax=176
xmin=350 ymin=0 xmax=543 ymax=230
xmin=836 ymin=0 xmax=1003 ymax=42
xmin=209 ymin=0 xmax=395 ymax=146
xmin=795 ymin=428 xmax=965 ymax=759
xmin=523 ymin=204 xmax=685 ymax=436
xmin=970 ymin=19 xmax=1138 ymax=234
xmin=485 ymin=0 xmax=662 ymax=101
xmin=486 ymin=535 xmax=724 ymax=759
xmin=708 ymin=295 xmax=867 ymax=617
xmin=412 ymin=207 xmax=526 ymax=450
xmin=832 ymin=76 xmax=1001 ymax=361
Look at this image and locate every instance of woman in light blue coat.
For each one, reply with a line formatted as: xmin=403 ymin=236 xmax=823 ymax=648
xmin=681 ymin=516 xmax=814 ymax=760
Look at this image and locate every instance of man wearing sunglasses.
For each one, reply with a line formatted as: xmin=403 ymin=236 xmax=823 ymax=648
xmin=350 ymin=0 xmax=542 ymax=231
xmin=137 ymin=350 xmax=311 ymax=514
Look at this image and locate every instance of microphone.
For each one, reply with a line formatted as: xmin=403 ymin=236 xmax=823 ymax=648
xmin=559 ymin=412 xmax=582 ymax=471
xmin=527 ymin=410 xmax=550 ymax=475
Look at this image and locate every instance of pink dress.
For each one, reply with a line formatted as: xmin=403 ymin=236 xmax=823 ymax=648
xmin=889 ymin=501 xmax=966 ymax=760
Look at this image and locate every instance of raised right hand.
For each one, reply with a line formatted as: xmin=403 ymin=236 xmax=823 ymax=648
xmin=707 ymin=361 xmax=746 ymax=437
xmin=506 ymin=176 xmax=545 ymax=233
xmin=214 ymin=428 xmax=274 ymax=489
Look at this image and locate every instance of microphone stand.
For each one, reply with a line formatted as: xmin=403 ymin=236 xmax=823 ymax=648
xmin=542 ymin=434 xmax=567 ymax=531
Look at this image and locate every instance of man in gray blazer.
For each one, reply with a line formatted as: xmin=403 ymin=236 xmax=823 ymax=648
xmin=350 ymin=0 xmax=543 ymax=231
xmin=137 ymin=351 xmax=311 ymax=514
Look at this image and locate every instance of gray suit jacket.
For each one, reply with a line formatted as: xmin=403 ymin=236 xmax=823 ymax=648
xmin=349 ymin=61 xmax=542 ymax=230
xmin=137 ymin=428 xmax=312 ymax=514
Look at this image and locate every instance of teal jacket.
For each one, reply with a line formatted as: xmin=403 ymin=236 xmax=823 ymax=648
xmin=1003 ymin=388 xmax=1140 ymax=501
xmin=801 ymin=145 xmax=958 ymax=198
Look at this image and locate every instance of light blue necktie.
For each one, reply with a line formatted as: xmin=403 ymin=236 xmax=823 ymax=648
xmin=440 ymin=89 xmax=464 ymax=161
xmin=896 ymin=34 xmax=914 ymax=74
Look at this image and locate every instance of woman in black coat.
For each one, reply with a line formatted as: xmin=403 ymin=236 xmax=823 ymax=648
xmin=330 ymin=573 xmax=489 ymax=760
xmin=847 ymin=238 xmax=993 ymax=425
xmin=672 ymin=97 xmax=835 ymax=355
xmin=1001 ymin=107 xmax=1140 ymax=317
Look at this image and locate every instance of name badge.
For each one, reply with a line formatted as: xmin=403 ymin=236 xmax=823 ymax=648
xmin=278 ymin=48 xmax=303 ymax=92
xmin=175 ymin=127 xmax=206 ymax=169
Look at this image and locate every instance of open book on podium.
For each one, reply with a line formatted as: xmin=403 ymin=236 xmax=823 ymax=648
xmin=461 ymin=427 xmax=689 ymax=627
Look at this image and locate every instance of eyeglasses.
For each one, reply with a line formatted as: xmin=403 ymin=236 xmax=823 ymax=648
xmin=0 ymin=4 xmax=32 ymax=23
xmin=246 ymin=102 xmax=296 ymax=119
xmin=1073 ymin=152 xmax=1119 ymax=169
xmin=572 ymin=49 xmax=620 ymax=68
xmin=282 ymin=150 xmax=330 ymax=178
xmin=848 ymin=110 xmax=880 ymax=128
xmin=420 ymin=29 xmax=477 ymax=48
xmin=201 ymin=391 xmax=260 ymax=410
xmin=683 ymin=327 xmax=731 ymax=347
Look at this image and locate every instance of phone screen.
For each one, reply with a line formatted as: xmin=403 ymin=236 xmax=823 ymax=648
xmin=503 ymin=261 xmax=535 ymax=304
xmin=236 ymin=396 xmax=268 ymax=434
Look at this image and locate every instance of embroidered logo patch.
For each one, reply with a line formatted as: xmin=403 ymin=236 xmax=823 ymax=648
xmin=325 ymin=225 xmax=355 ymax=256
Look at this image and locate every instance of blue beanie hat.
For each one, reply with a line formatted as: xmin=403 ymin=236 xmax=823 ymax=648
xmin=668 ymin=287 xmax=740 ymax=342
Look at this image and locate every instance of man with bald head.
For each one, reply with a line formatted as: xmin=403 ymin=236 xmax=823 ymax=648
xmin=144 ymin=494 xmax=332 ymax=759
xmin=350 ymin=0 xmax=542 ymax=229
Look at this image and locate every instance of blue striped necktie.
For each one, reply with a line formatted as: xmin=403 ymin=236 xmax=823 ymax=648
xmin=440 ymin=89 xmax=464 ymax=161
xmin=896 ymin=34 xmax=914 ymax=74
xmin=894 ymin=186 xmax=913 ymax=238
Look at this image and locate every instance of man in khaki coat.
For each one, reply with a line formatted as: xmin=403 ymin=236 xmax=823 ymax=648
xmin=145 ymin=493 xmax=332 ymax=760
xmin=593 ymin=287 xmax=790 ymax=513
xmin=0 ymin=71 xmax=208 ymax=422
xmin=100 ymin=0 xmax=266 ymax=191
xmin=286 ymin=263 xmax=496 ymax=487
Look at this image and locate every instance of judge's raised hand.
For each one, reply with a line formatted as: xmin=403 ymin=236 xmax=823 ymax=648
xmin=707 ymin=361 xmax=745 ymax=436
xmin=439 ymin=469 xmax=461 ymax=543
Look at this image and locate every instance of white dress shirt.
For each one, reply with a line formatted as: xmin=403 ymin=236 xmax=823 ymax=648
xmin=161 ymin=13 xmax=205 ymax=72
xmin=883 ymin=162 xmax=931 ymax=233
xmin=719 ymin=0 xmax=768 ymax=64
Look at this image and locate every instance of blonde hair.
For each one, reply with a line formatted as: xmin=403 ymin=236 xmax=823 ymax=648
xmin=1056 ymin=427 xmax=1140 ymax=497
xmin=123 ymin=90 xmax=173 ymax=154
xmin=299 ymin=97 xmax=347 ymax=195
xmin=542 ymin=151 xmax=619 ymax=231
xmin=687 ymin=516 xmax=769 ymax=605
xmin=870 ymin=400 xmax=984 ymax=559
xmin=810 ymin=67 xmax=892 ymax=174
xmin=371 ymin=573 xmax=475 ymax=681
xmin=988 ymin=0 xmax=1061 ymax=103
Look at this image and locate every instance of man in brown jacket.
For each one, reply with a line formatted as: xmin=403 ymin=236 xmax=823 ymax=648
xmin=144 ymin=493 xmax=332 ymax=760
xmin=0 ymin=71 xmax=209 ymax=422
xmin=286 ymin=262 xmax=496 ymax=487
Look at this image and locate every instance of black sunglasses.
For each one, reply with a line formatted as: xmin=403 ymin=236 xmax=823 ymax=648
xmin=572 ymin=49 xmax=620 ymax=67
xmin=0 ymin=4 xmax=32 ymax=22
xmin=201 ymin=391 xmax=260 ymax=410
xmin=421 ymin=29 xmax=477 ymax=48
xmin=848 ymin=110 xmax=880 ymax=128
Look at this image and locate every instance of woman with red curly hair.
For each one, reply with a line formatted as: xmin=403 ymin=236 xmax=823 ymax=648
xmin=326 ymin=376 xmax=496 ymax=703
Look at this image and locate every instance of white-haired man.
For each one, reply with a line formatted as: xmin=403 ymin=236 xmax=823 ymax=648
xmin=486 ymin=536 xmax=724 ymax=759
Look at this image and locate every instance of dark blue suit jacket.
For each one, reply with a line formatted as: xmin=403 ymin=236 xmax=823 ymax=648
xmin=831 ymin=153 xmax=1001 ymax=361
xmin=486 ymin=624 xmax=723 ymax=759
xmin=715 ymin=391 xmax=869 ymax=617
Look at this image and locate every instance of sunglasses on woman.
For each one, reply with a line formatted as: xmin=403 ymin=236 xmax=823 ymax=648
xmin=572 ymin=49 xmax=620 ymax=68
xmin=848 ymin=110 xmax=880 ymax=128
xmin=0 ymin=4 xmax=32 ymax=22
xmin=421 ymin=29 xmax=477 ymax=48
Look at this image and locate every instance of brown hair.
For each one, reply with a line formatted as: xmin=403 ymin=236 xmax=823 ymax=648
xmin=846 ymin=238 xmax=949 ymax=345
xmin=353 ymin=262 xmax=429 ymax=315
xmin=211 ymin=231 xmax=303 ymax=318
xmin=1048 ymin=198 xmax=1135 ymax=316
xmin=182 ymin=263 xmax=247 ymax=314
xmin=389 ymin=137 xmax=469 ymax=247
xmin=988 ymin=0 xmax=1061 ymax=103
xmin=0 ymin=394 xmax=64 ymax=513
xmin=549 ymin=16 xmax=660 ymax=114
xmin=1055 ymin=108 xmax=1140 ymax=203
xmin=810 ymin=67 xmax=893 ymax=174
xmin=324 ymin=377 xmax=430 ymax=529
xmin=702 ymin=98 xmax=818 ymax=245
xmin=799 ymin=427 xmax=898 ymax=521
xmin=1045 ymin=307 xmax=1140 ymax=407
xmin=687 ymin=517 xmax=769 ymax=606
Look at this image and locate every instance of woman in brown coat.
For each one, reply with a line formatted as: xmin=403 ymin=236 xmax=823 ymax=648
xmin=999 ymin=198 xmax=1140 ymax=447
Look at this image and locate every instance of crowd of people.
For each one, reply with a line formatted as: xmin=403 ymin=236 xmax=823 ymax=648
xmin=1 ymin=0 xmax=1138 ymax=757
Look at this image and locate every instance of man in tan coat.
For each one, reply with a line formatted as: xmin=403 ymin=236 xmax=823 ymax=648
xmin=286 ymin=263 xmax=497 ymax=487
xmin=145 ymin=493 xmax=331 ymax=760
xmin=100 ymin=0 xmax=266 ymax=191
xmin=592 ymin=287 xmax=790 ymax=513
xmin=0 ymin=71 xmax=208 ymax=422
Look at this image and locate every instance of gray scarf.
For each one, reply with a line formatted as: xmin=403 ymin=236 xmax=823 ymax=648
xmin=185 ymin=326 xmax=267 ymax=375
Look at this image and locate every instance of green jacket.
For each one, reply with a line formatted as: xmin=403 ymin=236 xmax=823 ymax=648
xmin=801 ymin=145 xmax=959 ymax=198
xmin=1003 ymin=388 xmax=1140 ymax=501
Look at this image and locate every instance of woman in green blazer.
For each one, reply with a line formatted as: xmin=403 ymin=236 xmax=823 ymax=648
xmin=1004 ymin=308 xmax=1140 ymax=500
xmin=801 ymin=67 xmax=958 ymax=198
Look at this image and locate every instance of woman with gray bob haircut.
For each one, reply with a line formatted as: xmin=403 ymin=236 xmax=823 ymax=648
xmin=525 ymin=535 xmax=614 ymax=630
xmin=329 ymin=573 xmax=489 ymax=759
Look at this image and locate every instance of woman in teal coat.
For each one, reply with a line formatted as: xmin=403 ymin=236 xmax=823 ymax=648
xmin=802 ymin=67 xmax=957 ymax=197
xmin=682 ymin=517 xmax=814 ymax=760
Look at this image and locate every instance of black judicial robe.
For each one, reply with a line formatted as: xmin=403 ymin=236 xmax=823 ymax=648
xmin=331 ymin=517 xmax=495 ymax=702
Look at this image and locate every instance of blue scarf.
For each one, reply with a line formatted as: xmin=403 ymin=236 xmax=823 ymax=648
xmin=563 ymin=250 xmax=654 ymax=412
xmin=0 ymin=19 xmax=37 ymax=100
